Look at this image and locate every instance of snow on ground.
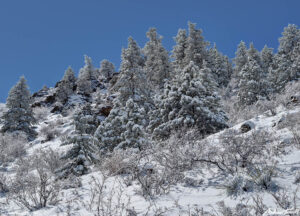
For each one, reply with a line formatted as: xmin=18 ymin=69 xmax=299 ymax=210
xmin=0 ymin=105 xmax=299 ymax=215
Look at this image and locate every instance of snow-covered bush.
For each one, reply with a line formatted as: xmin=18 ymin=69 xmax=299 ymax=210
xmin=249 ymin=166 xmax=277 ymax=191
xmin=0 ymin=133 xmax=26 ymax=166
xmin=40 ymin=122 xmax=61 ymax=142
xmin=83 ymin=174 xmax=133 ymax=216
xmin=33 ymin=107 xmax=50 ymax=122
xmin=8 ymin=153 xmax=62 ymax=211
xmin=100 ymin=148 xmax=139 ymax=176
xmin=224 ymin=175 xmax=245 ymax=196
xmin=0 ymin=173 xmax=8 ymax=193
xmin=294 ymin=172 xmax=300 ymax=184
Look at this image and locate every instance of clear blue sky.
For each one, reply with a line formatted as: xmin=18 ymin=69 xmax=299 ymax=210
xmin=0 ymin=0 xmax=299 ymax=102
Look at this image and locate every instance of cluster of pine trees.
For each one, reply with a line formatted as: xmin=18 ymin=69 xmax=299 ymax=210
xmin=1 ymin=23 xmax=300 ymax=176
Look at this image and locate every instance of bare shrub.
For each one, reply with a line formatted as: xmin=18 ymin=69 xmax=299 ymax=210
xmin=34 ymin=148 xmax=64 ymax=174
xmin=0 ymin=173 xmax=8 ymax=193
xmin=33 ymin=107 xmax=50 ymax=122
xmin=224 ymin=175 xmax=253 ymax=196
xmin=222 ymin=80 xmax=300 ymax=125
xmin=199 ymin=129 xmax=276 ymax=175
xmin=294 ymin=172 xmax=300 ymax=184
xmin=0 ymin=133 xmax=26 ymax=166
xmin=40 ymin=121 xmax=61 ymax=142
xmin=7 ymin=151 xmax=62 ymax=211
xmin=83 ymin=174 xmax=134 ymax=216
xmin=269 ymin=187 xmax=299 ymax=210
xmin=100 ymin=148 xmax=139 ymax=176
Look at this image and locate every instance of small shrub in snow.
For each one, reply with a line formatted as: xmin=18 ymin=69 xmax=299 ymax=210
xmin=0 ymin=173 xmax=8 ymax=193
xmin=83 ymin=174 xmax=133 ymax=216
xmin=249 ymin=166 xmax=277 ymax=191
xmin=33 ymin=107 xmax=50 ymax=122
xmin=183 ymin=176 xmax=204 ymax=187
xmin=0 ymin=133 xmax=26 ymax=165
xmin=8 ymin=153 xmax=62 ymax=211
xmin=224 ymin=175 xmax=244 ymax=196
xmin=294 ymin=172 xmax=300 ymax=184
xmin=40 ymin=122 xmax=61 ymax=142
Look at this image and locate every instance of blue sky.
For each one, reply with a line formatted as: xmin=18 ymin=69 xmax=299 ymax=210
xmin=0 ymin=0 xmax=299 ymax=102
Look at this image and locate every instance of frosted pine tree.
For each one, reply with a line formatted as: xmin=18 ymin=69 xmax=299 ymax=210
xmin=1 ymin=76 xmax=36 ymax=140
xmin=95 ymin=37 xmax=150 ymax=153
xmin=208 ymin=44 xmax=232 ymax=87
xmin=56 ymin=66 xmax=76 ymax=103
xmin=260 ymin=45 xmax=274 ymax=74
xmin=149 ymin=61 xmax=227 ymax=139
xmin=116 ymin=98 xmax=148 ymax=150
xmin=237 ymin=56 xmax=264 ymax=106
xmin=98 ymin=59 xmax=115 ymax=83
xmin=77 ymin=55 xmax=97 ymax=95
xmin=184 ymin=22 xmax=209 ymax=68
xmin=269 ymin=24 xmax=300 ymax=92
xmin=113 ymin=37 xmax=148 ymax=104
xmin=278 ymin=24 xmax=300 ymax=57
xmin=143 ymin=28 xmax=171 ymax=89
xmin=58 ymin=103 xmax=100 ymax=177
xmin=171 ymin=29 xmax=188 ymax=70
xmin=233 ymin=41 xmax=248 ymax=77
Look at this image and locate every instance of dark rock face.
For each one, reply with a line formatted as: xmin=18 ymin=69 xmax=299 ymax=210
xmin=32 ymin=86 xmax=49 ymax=98
xmin=99 ymin=105 xmax=112 ymax=117
xmin=50 ymin=105 xmax=63 ymax=113
xmin=240 ymin=121 xmax=255 ymax=133
xmin=45 ymin=95 xmax=56 ymax=104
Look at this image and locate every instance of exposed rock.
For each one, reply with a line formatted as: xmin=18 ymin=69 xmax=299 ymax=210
xmin=98 ymin=105 xmax=112 ymax=117
xmin=45 ymin=94 xmax=56 ymax=104
xmin=183 ymin=177 xmax=203 ymax=187
xmin=240 ymin=121 xmax=255 ymax=133
xmin=50 ymin=105 xmax=63 ymax=113
xmin=32 ymin=86 xmax=49 ymax=98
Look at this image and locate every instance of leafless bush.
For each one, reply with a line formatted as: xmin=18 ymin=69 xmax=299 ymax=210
xmin=7 ymin=152 xmax=62 ymax=211
xmin=294 ymin=172 xmax=300 ymax=184
xmin=199 ymin=129 xmax=277 ymax=175
xmin=0 ymin=173 xmax=8 ymax=193
xmin=40 ymin=121 xmax=61 ymax=142
xmin=269 ymin=187 xmax=299 ymax=210
xmin=0 ymin=133 xmax=26 ymax=165
xmin=100 ymin=148 xmax=139 ymax=176
xmin=33 ymin=107 xmax=50 ymax=122
xmin=222 ymin=80 xmax=300 ymax=125
xmin=83 ymin=174 xmax=134 ymax=216
xmin=33 ymin=148 xmax=64 ymax=174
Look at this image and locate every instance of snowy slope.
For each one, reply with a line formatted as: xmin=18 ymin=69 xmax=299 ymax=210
xmin=0 ymin=104 xmax=300 ymax=215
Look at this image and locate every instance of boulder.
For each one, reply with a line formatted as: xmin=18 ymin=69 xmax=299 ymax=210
xmin=240 ymin=121 xmax=255 ymax=133
xmin=99 ymin=105 xmax=112 ymax=117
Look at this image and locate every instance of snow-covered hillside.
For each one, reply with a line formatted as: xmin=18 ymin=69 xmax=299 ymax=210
xmin=0 ymin=100 xmax=299 ymax=215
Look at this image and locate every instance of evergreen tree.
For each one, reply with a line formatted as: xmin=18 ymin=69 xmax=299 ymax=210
xmin=268 ymin=24 xmax=300 ymax=92
xmin=208 ymin=44 xmax=232 ymax=87
xmin=77 ymin=55 xmax=97 ymax=95
xmin=95 ymin=37 xmax=150 ymax=153
xmin=247 ymin=43 xmax=261 ymax=66
xmin=56 ymin=66 xmax=76 ymax=103
xmin=237 ymin=56 xmax=264 ymax=106
xmin=98 ymin=59 xmax=115 ymax=83
xmin=184 ymin=22 xmax=209 ymax=68
xmin=233 ymin=41 xmax=248 ymax=77
xmin=58 ymin=103 xmax=100 ymax=177
xmin=1 ymin=76 xmax=36 ymax=140
xmin=260 ymin=45 xmax=274 ymax=74
xmin=171 ymin=29 xmax=188 ymax=70
xmin=148 ymin=61 xmax=227 ymax=140
xmin=113 ymin=37 xmax=148 ymax=105
xmin=143 ymin=28 xmax=171 ymax=89
xmin=278 ymin=24 xmax=300 ymax=56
